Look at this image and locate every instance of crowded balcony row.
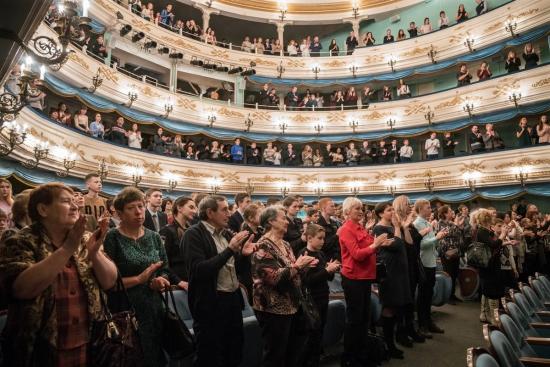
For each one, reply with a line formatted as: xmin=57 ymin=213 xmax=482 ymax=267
xmin=87 ymin=0 xmax=550 ymax=78
xmin=37 ymin=40 xmax=550 ymax=136
xmin=3 ymin=107 xmax=550 ymax=197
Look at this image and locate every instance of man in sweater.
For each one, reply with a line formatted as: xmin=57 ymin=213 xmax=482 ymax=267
xmin=424 ymin=132 xmax=440 ymax=160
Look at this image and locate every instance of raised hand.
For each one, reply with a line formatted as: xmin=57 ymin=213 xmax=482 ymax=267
xmin=86 ymin=212 xmax=110 ymax=259
xmin=63 ymin=214 xmax=87 ymax=253
xmin=228 ymin=230 xmax=251 ymax=252
xmin=373 ymin=233 xmax=389 ymax=247
xmin=325 ymin=259 xmax=341 ymax=273
xmin=138 ymin=261 xmax=163 ymax=284
xmin=241 ymin=234 xmax=257 ymax=256
xmin=295 ymin=252 xmax=316 ymax=269
xmin=150 ymin=276 xmax=170 ymax=292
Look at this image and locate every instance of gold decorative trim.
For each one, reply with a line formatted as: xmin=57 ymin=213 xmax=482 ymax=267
xmin=532 ymin=77 xmax=550 ymax=89
xmin=238 ymin=58 xmax=278 ymax=67
xmin=404 ymin=101 xmax=427 ymax=116
xmin=211 ymin=49 xmax=230 ymax=58
xmin=405 ymin=169 xmax=450 ymax=178
xmin=216 ymin=0 xmax=402 ymax=13
xmin=140 ymin=86 xmax=162 ymax=98
xmin=401 ymin=46 xmax=432 ymax=57
xmin=495 ymin=157 xmax=550 ymax=169
xmin=250 ymin=111 xmax=272 ymax=121
xmin=460 ymin=163 xmax=486 ymax=173
xmin=286 ymin=59 xmax=305 ymax=68
xmin=323 ymin=59 xmax=347 ymax=68
xmin=176 ymin=96 xmax=197 ymax=111
xmin=67 ymin=53 xmax=90 ymax=70
xmin=217 ymin=107 xmax=244 ymax=119
xmin=98 ymin=66 xmax=119 ymax=83
xmin=220 ymin=171 xmax=240 ymax=183
xmin=491 ymin=78 xmax=520 ymax=98
xmin=292 ymin=114 xmax=311 ymax=123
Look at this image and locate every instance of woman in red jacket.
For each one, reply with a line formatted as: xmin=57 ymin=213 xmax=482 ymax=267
xmin=339 ymin=197 xmax=392 ymax=367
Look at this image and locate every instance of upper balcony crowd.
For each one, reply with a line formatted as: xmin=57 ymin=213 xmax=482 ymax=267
xmin=123 ymin=0 xmax=496 ymax=56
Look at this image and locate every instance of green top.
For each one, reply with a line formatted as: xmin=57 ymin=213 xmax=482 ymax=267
xmin=103 ymin=227 xmax=170 ymax=367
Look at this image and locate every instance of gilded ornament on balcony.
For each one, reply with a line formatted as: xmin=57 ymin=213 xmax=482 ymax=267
xmin=434 ymin=95 xmax=465 ymax=109
xmin=174 ymin=169 xmax=210 ymax=178
xmin=93 ymin=154 xmax=128 ymax=166
xmin=255 ymin=175 xmax=287 ymax=183
xmin=98 ymin=66 xmax=119 ymax=83
xmin=495 ymin=158 xmax=550 ymax=169
xmin=177 ymin=96 xmax=197 ymax=111
xmin=217 ymin=107 xmax=244 ymax=118
xmin=250 ymin=111 xmax=271 ymax=121
xmin=211 ymin=49 xmax=230 ymax=58
xmin=483 ymin=21 xmax=504 ymax=34
xmin=171 ymin=38 xmax=201 ymax=52
xmin=292 ymin=114 xmax=311 ymax=123
xmin=361 ymin=110 xmax=387 ymax=120
xmin=297 ymin=175 xmax=319 ymax=185
xmin=130 ymin=18 xmax=153 ymax=33
xmin=460 ymin=163 xmax=486 ymax=173
xmin=402 ymin=46 xmax=432 ymax=57
xmin=237 ymin=58 xmax=278 ymax=67
xmin=286 ymin=59 xmax=305 ymax=68
xmin=491 ymin=78 xmax=520 ymax=98
xmin=63 ymin=142 xmax=85 ymax=159
xmin=404 ymin=101 xmax=427 ymax=116
xmin=405 ymin=169 xmax=450 ymax=179
xmin=220 ymin=171 xmax=240 ymax=183
xmin=323 ymin=59 xmax=347 ymax=68
xmin=68 ymin=53 xmax=90 ymax=70
xmin=140 ymin=86 xmax=161 ymax=98
xmin=374 ymin=171 xmax=396 ymax=183
xmin=95 ymin=0 xmax=118 ymax=13
xmin=532 ymin=77 xmax=550 ymax=89
xmin=447 ymin=32 xmax=467 ymax=45
xmin=326 ymin=112 xmax=345 ymax=123
xmin=29 ymin=128 xmax=56 ymax=147
xmin=143 ymin=162 xmax=162 ymax=174
xmin=517 ymin=8 xmax=539 ymax=17
xmin=364 ymin=55 xmax=384 ymax=63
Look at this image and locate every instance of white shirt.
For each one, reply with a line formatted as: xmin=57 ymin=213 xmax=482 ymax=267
xmin=420 ymin=24 xmax=433 ymax=34
xmin=438 ymin=16 xmax=449 ymax=28
xmin=400 ymin=145 xmax=413 ymax=158
xmin=128 ymin=131 xmax=143 ymax=149
xmin=425 ymin=138 xmax=440 ymax=155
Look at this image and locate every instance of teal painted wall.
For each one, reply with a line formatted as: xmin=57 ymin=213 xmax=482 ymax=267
xmin=320 ymin=0 xmax=511 ymax=49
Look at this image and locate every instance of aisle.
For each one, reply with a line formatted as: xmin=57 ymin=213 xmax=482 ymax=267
xmin=322 ymin=301 xmax=484 ymax=367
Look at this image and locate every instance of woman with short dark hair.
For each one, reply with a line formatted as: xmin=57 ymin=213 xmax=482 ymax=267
xmin=0 ymin=182 xmax=116 ymax=366
xmin=103 ymin=186 xmax=174 ymax=367
xmin=437 ymin=205 xmax=464 ymax=304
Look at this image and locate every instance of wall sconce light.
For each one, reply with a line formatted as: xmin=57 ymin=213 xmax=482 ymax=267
xmin=349 ymin=64 xmax=358 ymax=78
xmin=427 ymin=44 xmax=438 ymax=64
xmin=349 ymin=120 xmax=359 ymax=133
xmin=277 ymin=181 xmax=290 ymax=197
xmin=163 ymin=102 xmax=174 ymax=118
xmin=348 ymin=181 xmax=361 ymax=196
xmin=424 ymin=108 xmax=434 ymax=125
xmin=278 ymin=1 xmax=288 ymax=21
xmin=277 ymin=61 xmax=285 ymax=79
xmin=386 ymin=118 xmax=396 ymax=131
xmin=88 ymin=69 xmax=103 ymax=93
xmin=0 ymin=120 xmax=27 ymax=157
xmin=387 ymin=185 xmax=397 ymax=197
xmin=314 ymin=123 xmax=324 ymax=135
xmin=245 ymin=178 xmax=255 ymax=195
xmin=56 ymin=152 xmax=77 ymax=177
xmin=387 ymin=57 xmax=397 ymax=72
xmin=505 ymin=20 xmax=518 ymax=37
xmin=424 ymin=175 xmax=435 ymax=193
xmin=244 ymin=114 xmax=254 ymax=132
xmin=464 ymin=38 xmax=475 ymax=52
xmin=97 ymin=158 xmax=109 ymax=181
xmin=279 ymin=122 xmax=288 ymax=135
xmin=312 ymin=65 xmax=320 ymax=79
xmin=207 ymin=112 xmax=217 ymax=128
xmin=509 ymin=92 xmax=522 ymax=108
xmin=514 ymin=166 xmax=530 ymax=187
xmin=463 ymin=102 xmax=475 ymax=120
xmin=463 ymin=171 xmax=480 ymax=192
xmin=126 ymin=89 xmax=138 ymax=107
xmin=127 ymin=165 xmax=143 ymax=187
xmin=207 ymin=177 xmax=222 ymax=194
xmin=352 ymin=0 xmax=359 ymax=18
xmin=22 ymin=141 xmax=49 ymax=169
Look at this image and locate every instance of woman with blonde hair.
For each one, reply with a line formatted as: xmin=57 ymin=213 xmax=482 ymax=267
xmin=0 ymin=178 xmax=14 ymax=221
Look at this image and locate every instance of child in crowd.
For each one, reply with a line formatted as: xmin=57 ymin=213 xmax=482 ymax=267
xmin=299 ymin=224 xmax=341 ymax=367
xmin=492 ymin=218 xmax=519 ymax=290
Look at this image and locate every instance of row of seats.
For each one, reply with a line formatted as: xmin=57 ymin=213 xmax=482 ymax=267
xmin=468 ymin=273 xmax=550 ymax=367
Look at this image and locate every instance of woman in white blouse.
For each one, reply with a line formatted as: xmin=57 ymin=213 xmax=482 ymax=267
xmin=420 ymin=17 xmax=433 ymax=34
xmin=397 ymin=79 xmax=411 ymax=98
xmin=127 ymin=123 xmax=143 ymax=149
xmin=438 ymin=11 xmax=450 ymax=29
xmin=300 ymin=39 xmax=310 ymax=57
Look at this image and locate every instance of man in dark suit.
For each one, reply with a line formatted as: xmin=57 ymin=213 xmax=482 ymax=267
xmin=182 ymin=195 xmax=255 ymax=367
xmin=283 ymin=143 xmax=299 ymax=166
xmin=228 ymin=193 xmax=251 ymax=233
xmin=317 ymin=197 xmax=341 ymax=260
xmin=143 ymin=188 xmax=167 ymax=232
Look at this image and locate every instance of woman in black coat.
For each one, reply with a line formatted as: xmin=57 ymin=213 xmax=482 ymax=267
xmin=373 ymin=202 xmax=413 ymax=359
xmin=476 ymin=209 xmax=508 ymax=325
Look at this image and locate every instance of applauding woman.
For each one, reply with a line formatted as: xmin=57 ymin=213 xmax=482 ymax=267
xmin=0 ymin=183 xmax=117 ymax=366
xmin=103 ymin=187 xmax=174 ymax=367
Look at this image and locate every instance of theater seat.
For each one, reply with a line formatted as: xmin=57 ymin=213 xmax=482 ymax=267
xmin=323 ymin=300 xmax=346 ymax=347
xmin=467 ymin=347 xmax=500 ymax=367
xmin=503 ymin=301 xmax=550 ymax=338
xmin=432 ymin=271 xmax=452 ymax=306
xmin=169 ymin=290 xmax=194 ymax=330
xmin=512 ymin=292 xmax=550 ymax=323
xmin=239 ymin=287 xmax=263 ymax=367
xmin=521 ymin=283 xmax=550 ymax=311
xmin=495 ymin=312 xmax=550 ymax=359
xmin=531 ymin=279 xmax=550 ymax=302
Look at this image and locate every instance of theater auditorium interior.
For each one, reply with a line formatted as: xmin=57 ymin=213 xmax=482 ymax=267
xmin=0 ymin=0 xmax=550 ymax=366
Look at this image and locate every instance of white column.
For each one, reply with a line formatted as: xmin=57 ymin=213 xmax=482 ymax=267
xmin=343 ymin=16 xmax=368 ymax=43
xmin=269 ymin=20 xmax=292 ymax=55
xmin=194 ymin=4 xmax=220 ymax=33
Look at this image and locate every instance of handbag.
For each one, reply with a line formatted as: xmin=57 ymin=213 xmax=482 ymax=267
xmin=466 ymin=241 xmax=492 ymax=269
xmin=296 ymin=286 xmax=321 ymax=331
xmin=445 ymin=248 xmax=459 ymax=260
xmin=90 ymin=276 xmax=144 ymax=367
xmin=160 ymin=288 xmax=195 ymax=359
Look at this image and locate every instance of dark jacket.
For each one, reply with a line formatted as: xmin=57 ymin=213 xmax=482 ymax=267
xmin=299 ymin=248 xmax=334 ymax=302
xmin=284 ymin=216 xmax=304 ymax=255
xmin=283 ymin=149 xmax=299 ymax=166
xmin=182 ymin=222 xmax=245 ymax=319
xmin=228 ymin=211 xmax=244 ymax=233
xmin=159 ymin=220 xmax=187 ymax=281
xmin=318 ymin=214 xmax=341 ymax=261
xmin=144 ymin=209 xmax=168 ymax=232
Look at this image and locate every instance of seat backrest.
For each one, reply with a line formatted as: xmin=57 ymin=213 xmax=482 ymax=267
xmin=328 ymin=273 xmax=344 ymax=293
xmin=475 ymin=353 xmax=500 ymax=367
xmin=522 ymin=286 xmax=544 ymax=310
xmin=489 ymin=329 xmax=524 ymax=367
xmin=240 ymin=287 xmax=255 ymax=318
xmin=533 ymin=279 xmax=550 ymax=300
xmin=498 ymin=314 xmax=535 ymax=357
xmin=169 ymin=290 xmax=193 ymax=321
xmin=539 ymin=275 xmax=550 ymax=291
xmin=514 ymin=292 xmax=536 ymax=319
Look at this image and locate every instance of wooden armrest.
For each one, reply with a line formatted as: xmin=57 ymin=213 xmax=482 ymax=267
xmin=536 ymin=311 xmax=550 ymax=317
xmin=531 ymin=323 xmax=550 ymax=329
xmin=544 ymin=302 xmax=550 ymax=307
xmin=525 ymin=337 xmax=550 ymax=346
xmin=519 ymin=357 xmax=550 ymax=366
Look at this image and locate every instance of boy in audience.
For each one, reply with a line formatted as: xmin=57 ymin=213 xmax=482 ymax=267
xmin=84 ymin=173 xmax=106 ymax=220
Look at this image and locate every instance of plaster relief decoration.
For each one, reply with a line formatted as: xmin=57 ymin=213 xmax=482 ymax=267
xmin=129 ymin=18 xmax=153 ymax=33
xmin=517 ymin=8 xmax=540 ymax=17
xmin=483 ymin=20 xmax=505 ymax=34
xmin=95 ymin=0 xmax=119 ymax=14
xmin=286 ymin=59 xmax=305 ymax=68
xmin=217 ymin=107 xmax=244 ymax=119
xmin=323 ymin=59 xmax=347 ymax=68
xmin=532 ymin=77 xmax=550 ymax=89
xmin=447 ymin=32 xmax=468 ymax=45
xmin=171 ymin=38 xmax=201 ymax=52
xmin=361 ymin=110 xmax=388 ymax=121
xmin=220 ymin=171 xmax=240 ymax=183
xmin=176 ymin=96 xmax=197 ymax=111
xmin=97 ymin=66 xmax=119 ymax=83
xmin=292 ymin=114 xmax=311 ymax=123
xmin=250 ymin=111 xmax=271 ymax=121
xmin=404 ymin=101 xmax=427 ymax=116
xmin=401 ymin=46 xmax=433 ymax=58
xmin=143 ymin=162 xmax=162 ymax=175
xmin=405 ymin=169 xmax=451 ymax=179
xmin=495 ymin=157 xmax=550 ymax=170
xmin=460 ymin=162 xmax=486 ymax=173
xmin=326 ymin=112 xmax=346 ymax=123
xmin=434 ymin=94 xmax=465 ymax=109
xmin=67 ymin=53 xmax=90 ymax=71
xmin=29 ymin=128 xmax=57 ymax=147
xmin=140 ymin=86 xmax=162 ymax=98
xmin=491 ymin=78 xmax=520 ymax=98
xmin=174 ymin=169 xmax=210 ymax=178
xmin=211 ymin=49 xmax=230 ymax=58
xmin=238 ymin=58 xmax=278 ymax=67
xmin=255 ymin=175 xmax=288 ymax=183
xmin=93 ymin=154 xmax=128 ymax=166
xmin=374 ymin=171 xmax=396 ymax=183
xmin=297 ymin=174 xmax=319 ymax=185
xmin=364 ymin=54 xmax=384 ymax=63
xmin=63 ymin=142 xmax=86 ymax=160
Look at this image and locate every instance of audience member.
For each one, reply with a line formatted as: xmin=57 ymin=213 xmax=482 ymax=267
xmin=346 ymin=31 xmax=359 ymax=55
xmin=143 ymin=188 xmax=167 ymax=232
xmin=505 ymin=50 xmax=522 ymax=73
xmin=425 ymin=132 xmax=440 ymax=160
xmin=456 ymin=4 xmax=469 ymax=23
xmin=523 ymin=43 xmax=540 ymax=69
